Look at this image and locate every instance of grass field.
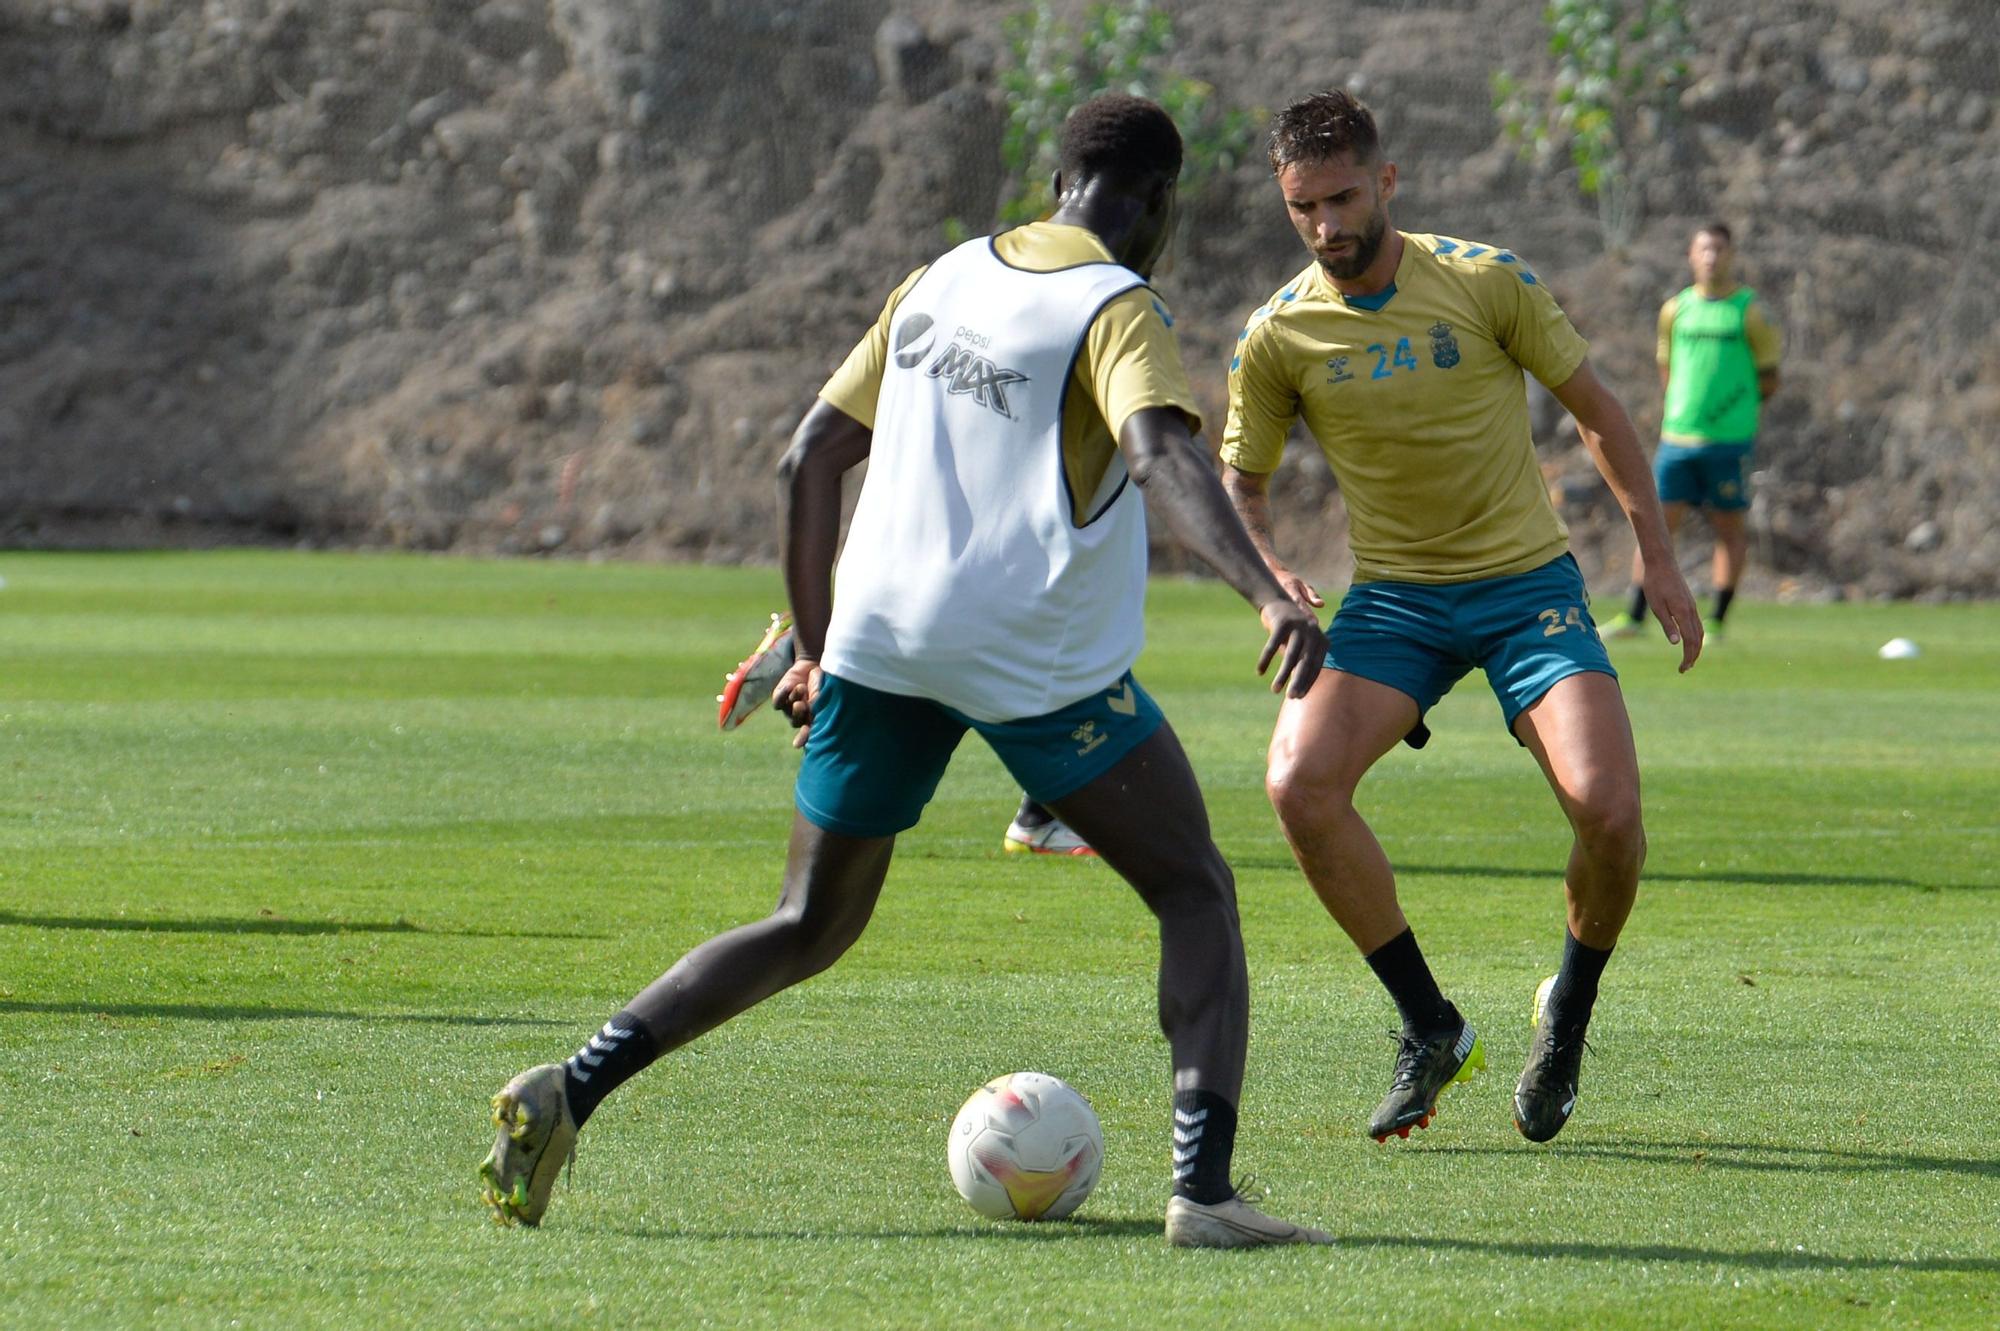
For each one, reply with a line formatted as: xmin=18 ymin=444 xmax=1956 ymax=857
xmin=2 ymin=551 xmax=1995 ymax=1329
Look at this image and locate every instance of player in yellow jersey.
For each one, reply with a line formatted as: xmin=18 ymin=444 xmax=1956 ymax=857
xmin=1220 ymin=91 xmax=1702 ymax=1145
xmin=1604 ymin=222 xmax=1783 ymax=641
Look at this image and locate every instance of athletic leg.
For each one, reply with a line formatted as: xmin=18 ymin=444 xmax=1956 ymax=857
xmin=612 ymin=817 xmax=893 ymax=1061
xmin=1264 ymin=669 xmax=1481 ymax=1140
xmin=1709 ymin=508 xmax=1747 ymax=624
xmin=479 ymin=817 xmax=894 ymax=1223
xmin=1510 ymin=669 xmax=1645 ymax=1141
xmin=1044 ymin=724 xmax=1329 ymax=1245
xmin=1264 ymin=669 xmax=1420 ymax=955
xmin=1046 ymin=726 xmax=1246 ymax=1118
xmin=1512 ymin=670 xmax=1644 ymax=949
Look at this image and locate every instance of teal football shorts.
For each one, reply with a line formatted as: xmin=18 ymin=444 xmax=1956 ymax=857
xmin=1655 ymin=440 xmax=1753 ymax=511
xmin=1326 ymin=553 xmax=1616 ymax=748
xmin=793 ymin=671 xmax=1165 ymax=838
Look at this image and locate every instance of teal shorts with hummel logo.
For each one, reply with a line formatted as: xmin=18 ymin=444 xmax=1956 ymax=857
xmin=794 ymin=671 xmax=1165 ymax=838
xmin=1327 ymin=553 xmax=1615 ymax=750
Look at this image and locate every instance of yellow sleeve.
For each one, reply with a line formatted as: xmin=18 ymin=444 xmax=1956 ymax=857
xmin=1744 ymin=298 xmax=1783 ymax=369
xmin=1656 ymin=296 xmax=1679 ymax=366
xmin=1077 ymin=288 xmax=1204 ymax=439
xmin=1218 ymin=315 xmax=1297 ymax=475
xmin=817 ymin=265 xmax=929 ymax=429
xmin=1488 ymin=264 xmax=1589 ymax=390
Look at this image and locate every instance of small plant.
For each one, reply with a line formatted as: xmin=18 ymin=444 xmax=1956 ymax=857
xmin=1493 ymin=0 xmax=1696 ymax=247
xmin=998 ymin=0 xmax=1257 ymax=224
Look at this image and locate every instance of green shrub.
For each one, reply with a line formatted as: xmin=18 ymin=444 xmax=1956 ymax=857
xmin=1493 ymin=0 xmax=1696 ymax=246
xmin=997 ymin=0 xmax=1257 ymax=224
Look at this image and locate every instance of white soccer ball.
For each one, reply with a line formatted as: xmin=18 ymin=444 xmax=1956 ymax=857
xmin=947 ymin=1071 xmax=1102 ymax=1222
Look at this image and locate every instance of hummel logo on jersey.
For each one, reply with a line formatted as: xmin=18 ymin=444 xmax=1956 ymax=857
xmin=927 ymin=342 xmax=1029 ymax=419
xmin=1071 ymin=720 xmax=1108 ymax=756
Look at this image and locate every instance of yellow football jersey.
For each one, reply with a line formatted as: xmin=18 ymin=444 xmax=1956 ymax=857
xmin=820 ymin=222 xmax=1201 ymax=524
xmin=1222 ymin=233 xmax=1589 ymax=584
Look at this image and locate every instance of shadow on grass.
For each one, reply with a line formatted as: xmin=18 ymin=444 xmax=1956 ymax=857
xmin=609 ymin=1214 xmax=1997 ymax=1273
xmin=0 ymin=911 xmax=605 ymax=940
xmin=1426 ymin=1137 xmax=2000 ymax=1182
xmin=1338 ymin=1232 xmax=2000 ymax=1276
xmin=0 ymin=1000 xmax=563 ymax=1026
xmin=1223 ymin=858 xmax=1991 ymax=892
xmin=615 ymin=1216 xmax=1163 ymax=1242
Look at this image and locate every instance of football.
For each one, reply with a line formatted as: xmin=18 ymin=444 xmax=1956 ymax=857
xmin=947 ymin=1071 xmax=1103 ymax=1221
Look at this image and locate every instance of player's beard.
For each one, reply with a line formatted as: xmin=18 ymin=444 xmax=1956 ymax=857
xmin=1317 ymin=207 xmax=1389 ymax=280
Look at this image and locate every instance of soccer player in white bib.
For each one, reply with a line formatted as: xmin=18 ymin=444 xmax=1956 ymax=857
xmin=482 ymin=95 xmax=1334 ymax=1247
xmin=1221 ymin=91 xmax=1702 ymax=1145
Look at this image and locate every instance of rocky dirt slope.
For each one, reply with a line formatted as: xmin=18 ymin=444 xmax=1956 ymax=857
xmin=3 ymin=0 xmax=1995 ymax=598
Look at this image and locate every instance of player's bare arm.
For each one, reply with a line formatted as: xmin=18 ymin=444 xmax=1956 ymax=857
xmin=775 ymin=398 xmax=872 ymax=728
xmin=1758 ymin=366 xmax=1780 ymax=399
xmin=1550 ymin=359 xmax=1703 ymax=672
xmin=1221 ymin=464 xmax=1324 ymax=609
xmin=1121 ymin=406 xmax=1328 ymax=697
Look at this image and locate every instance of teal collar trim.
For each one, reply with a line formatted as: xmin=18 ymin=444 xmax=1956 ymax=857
xmin=1340 ymin=282 xmax=1398 ymax=312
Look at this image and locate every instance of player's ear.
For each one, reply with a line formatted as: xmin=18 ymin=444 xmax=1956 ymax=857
xmin=1378 ymin=159 xmax=1398 ymax=205
xmin=1050 ymin=169 xmax=1065 ymax=207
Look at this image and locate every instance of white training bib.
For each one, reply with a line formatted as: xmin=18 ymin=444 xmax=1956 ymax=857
xmin=822 ymin=237 xmax=1150 ymax=723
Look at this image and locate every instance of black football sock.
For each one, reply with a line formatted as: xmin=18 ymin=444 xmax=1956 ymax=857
xmin=1363 ymin=927 xmax=1457 ymax=1035
xmin=1626 ymin=587 xmax=1649 ymax=622
xmin=1544 ymin=929 xmax=1614 ymax=1038
xmin=1712 ymin=585 xmax=1736 ymax=624
xmin=1013 ymin=795 xmax=1054 ymax=829
xmin=1170 ymin=1087 xmax=1239 ymax=1205
xmin=561 ymin=1011 xmax=659 ymax=1127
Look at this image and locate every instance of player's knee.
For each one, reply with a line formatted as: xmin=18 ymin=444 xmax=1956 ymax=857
xmin=1148 ymin=847 xmax=1238 ymax=921
xmin=1573 ymin=788 xmax=1645 ymax=867
xmin=1265 ymin=757 xmax=1353 ymax=831
xmin=771 ymin=896 xmax=872 ymax=976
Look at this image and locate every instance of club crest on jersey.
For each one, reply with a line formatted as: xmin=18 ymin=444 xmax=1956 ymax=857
xmin=927 ymin=342 xmax=1029 ymax=419
xmin=1429 ymin=321 xmax=1461 ymax=369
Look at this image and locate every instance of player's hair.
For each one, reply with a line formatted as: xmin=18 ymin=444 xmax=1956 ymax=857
xmin=1057 ymin=93 xmax=1183 ymax=189
xmin=1696 ymin=221 xmax=1734 ymax=245
xmin=1267 ymin=89 xmax=1381 ymax=173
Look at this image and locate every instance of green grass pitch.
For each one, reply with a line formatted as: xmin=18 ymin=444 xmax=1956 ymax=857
xmin=1 ymin=551 xmax=1995 ymax=1329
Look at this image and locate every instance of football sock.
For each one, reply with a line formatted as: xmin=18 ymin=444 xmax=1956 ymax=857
xmin=1626 ymin=587 xmax=1648 ymax=622
xmin=1364 ymin=927 xmax=1457 ymax=1035
xmin=1712 ymin=585 xmax=1736 ymax=623
xmin=1544 ymin=929 xmax=1613 ymax=1038
xmin=1170 ymin=1087 xmax=1239 ymax=1205
xmin=561 ymin=1011 xmax=658 ymax=1127
xmin=1013 ymin=796 xmax=1054 ymax=829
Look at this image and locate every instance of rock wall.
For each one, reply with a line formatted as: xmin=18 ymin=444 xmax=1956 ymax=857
xmin=2 ymin=0 xmax=1995 ymax=598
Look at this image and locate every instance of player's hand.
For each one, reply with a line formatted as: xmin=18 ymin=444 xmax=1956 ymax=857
xmin=1272 ymin=566 xmax=1325 ymax=610
xmin=1640 ymin=559 xmax=1703 ymax=672
xmin=1256 ymin=597 xmax=1328 ymax=698
xmin=772 ymin=658 xmax=822 ymax=747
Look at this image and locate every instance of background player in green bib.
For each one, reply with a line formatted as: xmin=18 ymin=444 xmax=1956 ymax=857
xmin=1607 ymin=223 xmax=1783 ymax=639
xmin=1220 ymin=90 xmax=1703 ymax=1145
